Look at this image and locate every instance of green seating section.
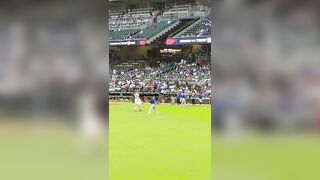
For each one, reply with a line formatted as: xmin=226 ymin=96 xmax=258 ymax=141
xmin=135 ymin=21 xmax=174 ymax=39
xmin=109 ymin=29 xmax=138 ymax=40
xmin=109 ymin=21 xmax=174 ymax=40
xmin=180 ymin=17 xmax=211 ymax=37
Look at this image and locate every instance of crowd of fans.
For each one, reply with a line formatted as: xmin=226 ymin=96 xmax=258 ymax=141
xmin=109 ymin=54 xmax=211 ymax=99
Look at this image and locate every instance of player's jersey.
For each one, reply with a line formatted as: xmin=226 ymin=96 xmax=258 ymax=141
xmin=134 ymin=93 xmax=142 ymax=105
xmin=150 ymin=98 xmax=156 ymax=104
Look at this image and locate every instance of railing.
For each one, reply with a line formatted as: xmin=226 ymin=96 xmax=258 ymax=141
xmin=131 ymin=8 xmax=153 ymax=12
xmin=109 ymin=9 xmax=126 ymax=13
xmin=160 ymin=5 xmax=210 ymax=21
xmin=109 ymin=23 xmax=148 ymax=31
xmin=161 ymin=11 xmax=190 ymax=21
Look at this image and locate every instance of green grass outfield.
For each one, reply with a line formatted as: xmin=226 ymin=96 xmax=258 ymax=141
xmin=109 ymin=102 xmax=212 ymax=180
xmin=109 ymin=102 xmax=320 ymax=180
xmin=2 ymin=103 xmax=320 ymax=180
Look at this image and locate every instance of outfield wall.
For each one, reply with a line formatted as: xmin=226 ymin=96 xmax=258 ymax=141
xmin=109 ymin=92 xmax=211 ymax=104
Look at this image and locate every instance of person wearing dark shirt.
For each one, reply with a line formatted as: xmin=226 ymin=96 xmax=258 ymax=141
xmin=149 ymin=96 xmax=157 ymax=114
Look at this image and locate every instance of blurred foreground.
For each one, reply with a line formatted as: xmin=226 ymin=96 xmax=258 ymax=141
xmin=213 ymin=0 xmax=320 ymax=179
xmin=0 ymin=119 xmax=107 ymax=180
xmin=0 ymin=0 xmax=108 ymax=179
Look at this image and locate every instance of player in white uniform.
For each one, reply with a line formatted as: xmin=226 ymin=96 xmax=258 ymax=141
xmin=134 ymin=91 xmax=142 ymax=112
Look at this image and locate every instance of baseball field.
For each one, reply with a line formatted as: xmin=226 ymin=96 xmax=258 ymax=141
xmin=109 ymin=102 xmax=212 ymax=180
xmin=109 ymin=102 xmax=320 ymax=180
xmin=2 ymin=102 xmax=320 ymax=180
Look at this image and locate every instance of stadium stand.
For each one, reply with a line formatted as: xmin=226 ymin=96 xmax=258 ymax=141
xmin=109 ymin=52 xmax=211 ymax=98
xmin=109 ymin=8 xmax=154 ymax=31
xmin=109 ymin=29 xmax=139 ymax=40
xmin=110 ymin=9 xmax=126 ymax=15
xmin=108 ymin=4 xmax=212 ymax=103
xmin=109 ymin=5 xmax=211 ymax=41
xmin=178 ymin=15 xmax=211 ymax=37
xmin=161 ymin=5 xmax=191 ymax=20
xmin=134 ymin=20 xmax=175 ymax=39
